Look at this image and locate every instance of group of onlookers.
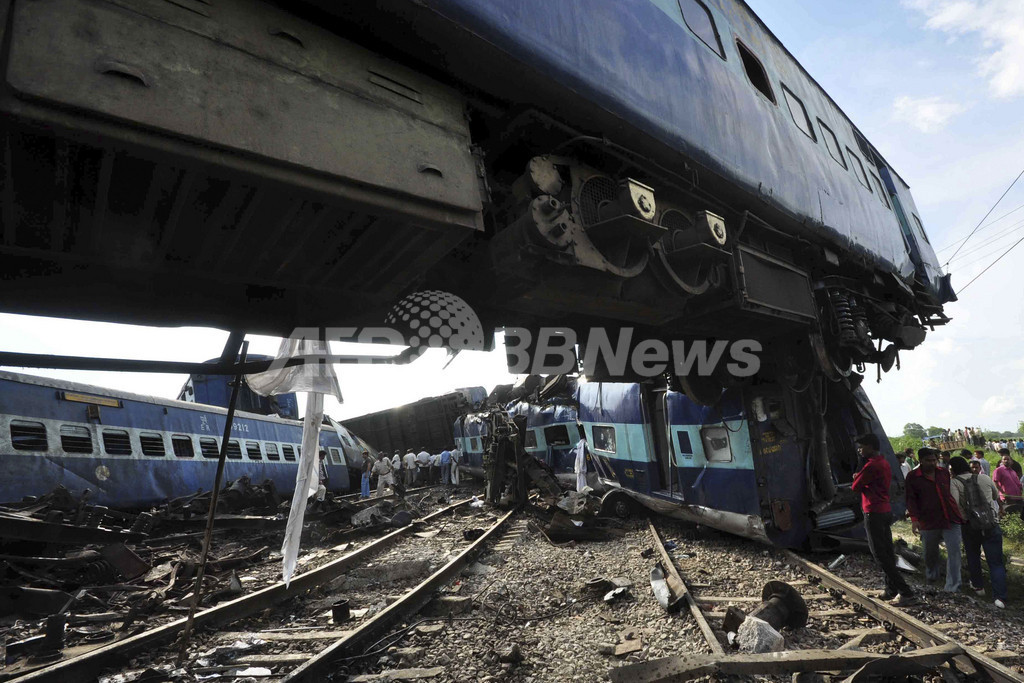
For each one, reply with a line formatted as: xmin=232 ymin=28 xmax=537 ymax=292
xmin=855 ymin=435 xmax=1021 ymax=611
xmin=359 ymin=445 xmax=462 ymax=498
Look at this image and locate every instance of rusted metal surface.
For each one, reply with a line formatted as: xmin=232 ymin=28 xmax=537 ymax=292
xmin=9 ymin=498 xmax=473 ymax=683
xmin=647 ymin=521 xmax=723 ymax=656
xmin=283 ymin=508 xmax=516 ymax=682
xmin=784 ymin=550 xmax=1024 ymax=683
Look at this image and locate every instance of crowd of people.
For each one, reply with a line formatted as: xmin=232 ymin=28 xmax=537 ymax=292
xmin=854 ymin=435 xmax=1023 ymax=612
xmin=357 ymin=445 xmax=463 ymax=499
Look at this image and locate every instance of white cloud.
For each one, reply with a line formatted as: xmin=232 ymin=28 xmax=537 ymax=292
xmin=892 ymin=95 xmax=968 ymax=132
xmin=905 ymin=0 xmax=1024 ymax=98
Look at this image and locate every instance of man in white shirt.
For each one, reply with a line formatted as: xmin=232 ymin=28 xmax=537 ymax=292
xmin=416 ymin=447 xmax=432 ymax=485
xmin=403 ymin=450 xmax=418 ymax=488
xmin=371 ymin=455 xmax=394 ymax=498
xmin=429 ymin=452 xmax=442 ymax=484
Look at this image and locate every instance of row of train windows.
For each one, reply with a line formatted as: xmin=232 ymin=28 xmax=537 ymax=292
xmin=588 ymin=424 xmax=734 ymax=462
xmin=7 ymin=420 xmax=309 ymax=462
xmin=679 ymin=0 xmax=894 ymax=213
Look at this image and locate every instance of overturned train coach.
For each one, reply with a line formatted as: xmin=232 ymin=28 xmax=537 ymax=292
xmin=0 ymin=0 xmax=951 ymax=380
xmin=457 ymin=376 xmax=904 ymax=550
xmin=0 ymin=370 xmax=380 ymax=508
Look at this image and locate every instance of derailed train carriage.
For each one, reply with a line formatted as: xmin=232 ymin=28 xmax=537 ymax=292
xmin=456 ymin=376 xmax=904 ymax=549
xmin=0 ymin=369 xmax=379 ymax=508
xmin=1 ymin=0 xmax=951 ymax=377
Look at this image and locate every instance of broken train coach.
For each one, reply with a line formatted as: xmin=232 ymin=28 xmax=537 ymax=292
xmin=455 ymin=376 xmax=904 ymax=549
xmin=0 ymin=370 xmax=379 ymax=508
xmin=577 ymin=379 xmax=904 ymax=548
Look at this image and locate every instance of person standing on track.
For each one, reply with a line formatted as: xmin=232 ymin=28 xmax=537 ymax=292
xmin=906 ymin=448 xmax=963 ymax=593
xmin=360 ymin=450 xmax=372 ymax=499
xmin=949 ymin=456 xmax=1007 ymax=609
xmin=440 ymin=447 xmax=452 ymax=485
xmin=371 ymin=452 xmax=394 ymax=498
xmin=403 ymin=449 xmax=418 ymax=488
xmin=852 ymin=433 xmax=917 ymax=606
xmin=450 ymin=445 xmax=461 ymax=486
xmin=416 ymin=447 xmax=431 ymax=485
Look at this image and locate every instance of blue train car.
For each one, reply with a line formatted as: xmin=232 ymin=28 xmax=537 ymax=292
xmin=576 ymin=379 xmax=903 ymax=548
xmin=0 ymin=371 xmax=367 ymax=508
xmin=453 ymin=413 xmax=490 ymax=480
xmin=509 ymin=399 xmax=583 ymax=489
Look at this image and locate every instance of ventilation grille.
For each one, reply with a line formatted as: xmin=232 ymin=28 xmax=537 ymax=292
xmin=577 ymin=175 xmax=617 ymax=226
xmin=659 ymin=209 xmax=691 ymax=230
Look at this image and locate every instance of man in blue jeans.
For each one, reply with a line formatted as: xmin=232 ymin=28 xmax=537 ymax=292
xmin=906 ymin=448 xmax=963 ymax=592
xmin=951 ymin=456 xmax=1007 ymax=609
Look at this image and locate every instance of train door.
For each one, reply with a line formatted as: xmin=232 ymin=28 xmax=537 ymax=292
xmin=646 ymin=385 xmax=673 ymax=495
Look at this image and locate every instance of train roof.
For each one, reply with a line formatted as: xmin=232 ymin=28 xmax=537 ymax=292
xmin=0 ymin=369 xmax=309 ymax=427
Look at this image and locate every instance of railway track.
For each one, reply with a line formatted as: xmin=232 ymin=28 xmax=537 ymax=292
xmin=612 ymin=520 xmax=1024 ymax=683
xmin=7 ymin=489 xmax=514 ymax=683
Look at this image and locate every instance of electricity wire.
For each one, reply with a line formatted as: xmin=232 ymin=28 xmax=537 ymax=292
xmin=945 ymin=166 xmax=1024 ymax=266
xmin=956 ymin=233 xmax=1024 ymax=294
xmin=935 ymin=201 xmax=1024 ymax=254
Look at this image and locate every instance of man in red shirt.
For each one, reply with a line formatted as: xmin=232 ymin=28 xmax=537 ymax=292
xmin=905 ymin=448 xmax=963 ymax=592
xmin=852 ymin=433 xmax=915 ymax=605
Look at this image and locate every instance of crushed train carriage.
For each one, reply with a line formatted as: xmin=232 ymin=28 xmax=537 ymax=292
xmin=0 ymin=369 xmax=380 ymax=508
xmin=456 ymin=375 xmax=905 ymax=550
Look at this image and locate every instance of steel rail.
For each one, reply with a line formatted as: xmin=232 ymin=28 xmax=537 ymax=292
xmin=283 ymin=508 xmax=517 ymax=682
xmin=785 ymin=550 xmax=1024 ymax=683
xmin=10 ymin=499 xmax=473 ymax=683
xmin=648 ymin=520 xmax=724 ymax=656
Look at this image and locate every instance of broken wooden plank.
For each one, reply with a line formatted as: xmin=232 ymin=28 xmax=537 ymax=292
xmin=695 ymin=594 xmax=831 ymax=603
xmin=348 ymin=666 xmax=445 ymax=681
xmin=217 ymin=630 xmax=352 ymax=642
xmin=608 ymin=643 xmax=964 ymax=683
xmin=838 ymin=629 xmax=897 ymax=650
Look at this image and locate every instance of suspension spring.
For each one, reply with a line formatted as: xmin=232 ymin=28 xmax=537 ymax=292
xmin=828 ymin=290 xmax=857 ymax=345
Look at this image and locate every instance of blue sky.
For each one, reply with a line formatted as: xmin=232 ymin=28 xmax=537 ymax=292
xmin=1 ymin=0 xmax=1022 ymax=434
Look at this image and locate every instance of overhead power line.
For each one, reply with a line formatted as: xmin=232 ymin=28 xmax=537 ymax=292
xmin=946 ymin=218 xmax=1024 ymax=264
xmin=956 ymin=233 xmax=1024 ymax=294
xmin=935 ymin=201 xmax=1024 ymax=254
xmin=945 ymin=166 xmax=1024 ymax=266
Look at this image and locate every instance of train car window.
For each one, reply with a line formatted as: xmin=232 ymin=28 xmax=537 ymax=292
xmin=282 ymin=444 xmax=296 ymax=462
xmin=225 ymin=439 xmax=243 ymax=460
xmin=102 ymin=429 xmax=133 ymax=456
xmin=817 ymin=120 xmax=846 ymax=168
xmin=172 ymin=435 xmax=194 ymax=458
xmin=339 ymin=433 xmax=354 ymax=447
xmin=911 ymin=213 xmax=931 ymax=245
xmin=677 ymin=0 xmax=724 ymax=59
xmin=470 ymin=437 xmax=482 ymax=452
xmin=329 ymin=447 xmax=342 ymax=465
xmin=524 ymin=430 xmax=538 ymax=449
xmin=246 ymin=440 xmax=262 ymax=460
xmin=869 ymin=172 xmax=891 ymax=209
xmin=139 ymin=432 xmax=165 ymax=456
xmin=60 ymin=425 xmax=93 ymax=453
xmin=266 ymin=443 xmax=281 ymax=461
xmin=700 ymin=426 xmax=732 ymax=462
xmin=675 ymin=430 xmax=694 ymax=457
xmin=736 ymin=41 xmax=776 ymax=104
xmin=11 ymin=420 xmax=47 ymax=450
xmin=846 ymin=148 xmax=871 ymax=191
xmin=544 ymin=425 xmax=571 ymax=447
xmin=781 ymin=84 xmax=815 ymax=141
xmin=200 ymin=437 xmax=219 ymax=458
xmin=592 ymin=425 xmax=617 ymax=453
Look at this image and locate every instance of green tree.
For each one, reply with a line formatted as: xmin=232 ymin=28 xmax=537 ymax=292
xmin=890 ymin=435 xmax=922 ymax=455
xmin=903 ymin=423 xmax=926 ymax=439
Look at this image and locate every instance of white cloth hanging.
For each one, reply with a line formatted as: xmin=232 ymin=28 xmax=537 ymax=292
xmin=246 ymin=337 xmax=342 ymax=587
xmin=574 ymin=438 xmax=588 ymax=492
